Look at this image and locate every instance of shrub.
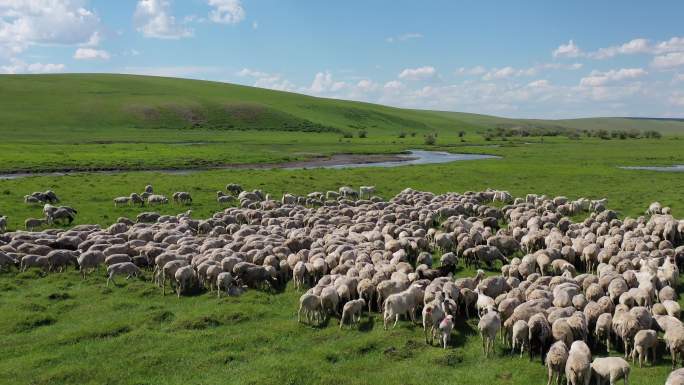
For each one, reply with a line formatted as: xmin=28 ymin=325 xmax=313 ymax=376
xmin=410 ymin=132 xmax=417 ymax=137
xmin=644 ymin=130 xmax=662 ymax=139
xmin=458 ymin=130 xmax=466 ymax=138
xmin=342 ymin=132 xmax=353 ymax=139
xmin=398 ymin=131 xmax=406 ymax=138
xmin=358 ymin=129 xmax=367 ymax=139
xmin=424 ymin=133 xmax=436 ymax=145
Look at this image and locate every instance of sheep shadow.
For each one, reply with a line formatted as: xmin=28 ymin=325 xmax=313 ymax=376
xmin=357 ymin=314 xmax=375 ymax=332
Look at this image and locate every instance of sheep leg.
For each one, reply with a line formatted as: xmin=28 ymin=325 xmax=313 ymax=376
xmin=546 ymin=367 xmax=553 ymax=385
xmin=392 ymin=314 xmax=399 ymax=329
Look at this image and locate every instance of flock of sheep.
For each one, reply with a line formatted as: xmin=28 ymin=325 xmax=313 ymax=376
xmin=2 ymin=184 xmax=684 ymax=385
xmin=21 ymin=189 xmax=78 ymax=230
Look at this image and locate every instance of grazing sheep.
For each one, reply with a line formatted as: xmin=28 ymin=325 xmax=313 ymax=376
xmin=226 ymin=183 xmax=243 ymax=196
xmin=113 ymin=197 xmax=130 ymax=207
xmin=144 ymin=185 xmax=153 ymax=194
xmin=216 ymin=272 xmax=235 ymax=298
xmin=172 ymin=192 xmax=192 ymax=205
xmin=106 ymin=262 xmax=141 ymax=287
xmin=546 ymin=341 xmax=569 ymax=385
xmin=77 ymin=250 xmax=105 ymax=278
xmin=174 ymin=265 xmax=196 ymax=297
xmin=147 ymin=194 xmax=169 ymax=205
xmin=632 ymin=329 xmax=657 ymax=368
xmin=591 ymin=357 xmax=630 ymax=385
xmin=24 ymin=195 xmax=41 ymax=204
xmin=383 ymin=285 xmax=423 ymax=329
xmin=298 ymin=293 xmax=323 ymax=325
xmin=439 ymin=315 xmax=455 ymax=349
xmin=129 ymin=193 xmax=145 ymax=206
xmin=359 ymin=185 xmax=376 ymax=199
xmin=511 ymin=319 xmax=529 ymax=358
xmin=25 ymin=218 xmax=48 ymax=231
xmin=20 ymin=254 xmax=49 ymax=272
xmin=50 ymin=208 xmax=75 ymax=225
xmin=339 ymin=298 xmax=366 ymax=329
xmin=217 ymin=191 xmax=235 ymax=205
xmin=565 ymin=341 xmax=592 ymax=385
xmin=478 ymin=309 xmax=501 ymax=357
xmin=320 ymin=286 xmax=340 ymax=318
xmin=423 ymin=297 xmax=446 ymax=345
xmin=666 ymin=368 xmax=684 ymax=385
xmin=596 ymin=313 xmax=613 ymax=352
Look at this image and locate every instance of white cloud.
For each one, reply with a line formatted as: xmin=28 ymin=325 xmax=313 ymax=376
xmin=669 ymin=93 xmax=684 ymax=107
xmin=483 ymin=66 xmax=516 ymax=80
xmin=134 ymin=0 xmax=192 ymax=39
xmin=651 ymin=52 xmax=684 ymax=69
xmin=589 ymin=38 xmax=650 ymax=59
xmin=73 ymin=47 xmax=110 ymax=60
xmin=308 ymin=71 xmax=346 ymax=93
xmin=398 ymin=66 xmax=436 ymax=80
xmin=553 ymin=40 xmax=581 ymax=58
xmin=527 ymin=79 xmax=550 ymax=88
xmin=456 ymin=66 xmax=486 ymax=76
xmin=386 ymin=32 xmax=423 ymax=43
xmin=579 ymin=68 xmax=647 ymax=87
xmin=1 ymin=59 xmax=65 ymax=74
xmin=207 ymin=0 xmax=245 ymax=25
xmin=236 ymin=68 xmax=296 ymax=92
xmin=236 ymin=68 xmax=269 ymax=78
xmin=653 ymin=36 xmax=684 ymax=54
xmin=383 ymin=80 xmax=404 ymax=91
xmin=0 ymin=0 xmax=101 ymax=55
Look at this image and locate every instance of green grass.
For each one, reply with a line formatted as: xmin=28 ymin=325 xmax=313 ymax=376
xmin=1 ymin=74 xmax=684 ymax=385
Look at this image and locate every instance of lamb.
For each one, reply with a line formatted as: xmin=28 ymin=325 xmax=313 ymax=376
xmin=439 ymin=315 xmax=455 ymax=349
xmin=478 ymin=308 xmax=501 ymax=357
xmin=631 ymin=329 xmax=657 ymax=368
xmin=25 ymin=218 xmax=48 ymax=231
xmin=422 ymin=297 xmax=446 ymax=345
xmin=565 ymin=341 xmax=592 ymax=385
xmin=546 ymin=340 xmax=569 ymax=385
xmin=174 ymin=265 xmax=196 ymax=297
xmin=590 ymin=357 xmax=630 ymax=385
xmin=106 ymin=262 xmax=141 ymax=287
xmin=298 ymin=293 xmax=323 ymax=325
xmin=511 ymin=319 xmax=529 ymax=358
xmin=339 ymin=298 xmax=365 ymax=329
xmin=113 ymin=197 xmax=130 ymax=207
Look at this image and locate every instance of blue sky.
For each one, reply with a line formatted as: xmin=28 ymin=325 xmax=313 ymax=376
xmin=1 ymin=1 xmax=684 ymax=118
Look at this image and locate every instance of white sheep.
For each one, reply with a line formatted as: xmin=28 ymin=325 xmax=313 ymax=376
xmin=77 ymin=250 xmax=105 ymax=278
xmin=359 ymin=185 xmax=376 ymax=199
xmin=478 ymin=308 xmax=501 ymax=357
xmin=298 ymin=293 xmax=323 ymax=325
xmin=216 ymin=272 xmax=235 ymax=298
xmin=25 ymin=218 xmax=48 ymax=231
xmin=0 ymin=215 xmax=7 ymax=233
xmin=439 ymin=315 xmax=455 ymax=349
xmin=339 ymin=298 xmax=365 ymax=329
xmin=174 ymin=265 xmax=196 ymax=297
xmin=565 ymin=340 xmax=592 ymax=385
xmin=511 ymin=319 xmax=529 ymax=358
xmin=632 ymin=329 xmax=657 ymax=368
xmin=113 ymin=196 xmax=130 ymax=207
xmin=106 ymin=262 xmax=141 ymax=287
xmin=147 ymin=194 xmax=168 ymax=205
xmin=546 ymin=340 xmax=569 ymax=385
xmin=383 ymin=285 xmax=422 ymax=329
xmin=590 ymin=357 xmax=630 ymax=385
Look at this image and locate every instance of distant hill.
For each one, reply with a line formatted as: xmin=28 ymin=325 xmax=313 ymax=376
xmin=1 ymin=74 xmax=682 ymax=135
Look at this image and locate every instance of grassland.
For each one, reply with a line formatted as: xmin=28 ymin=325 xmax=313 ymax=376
xmin=1 ymin=74 xmax=684 ymax=385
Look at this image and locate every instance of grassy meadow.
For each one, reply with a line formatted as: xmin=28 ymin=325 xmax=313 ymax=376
xmin=1 ymin=74 xmax=684 ymax=385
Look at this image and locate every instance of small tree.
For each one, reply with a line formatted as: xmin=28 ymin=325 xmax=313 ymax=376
xmin=458 ymin=130 xmax=466 ymax=138
xmin=358 ymin=129 xmax=367 ymax=138
xmin=398 ymin=131 xmax=406 ymax=138
xmin=342 ymin=132 xmax=353 ymax=139
xmin=424 ymin=133 xmax=436 ymax=145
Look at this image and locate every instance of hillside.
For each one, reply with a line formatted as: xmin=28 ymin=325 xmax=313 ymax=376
xmin=1 ymin=74 xmax=683 ymax=136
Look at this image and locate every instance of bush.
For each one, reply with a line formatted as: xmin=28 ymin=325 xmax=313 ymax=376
xmin=410 ymin=132 xmax=417 ymax=137
xmin=458 ymin=130 xmax=466 ymax=138
xmin=398 ymin=131 xmax=406 ymax=138
xmin=644 ymin=130 xmax=662 ymax=139
xmin=424 ymin=133 xmax=436 ymax=145
xmin=341 ymin=132 xmax=353 ymax=139
xmin=596 ymin=129 xmax=611 ymax=140
xmin=358 ymin=129 xmax=367 ymax=138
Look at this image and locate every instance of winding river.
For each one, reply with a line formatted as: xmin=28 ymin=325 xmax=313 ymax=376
xmin=0 ymin=150 xmax=500 ymax=180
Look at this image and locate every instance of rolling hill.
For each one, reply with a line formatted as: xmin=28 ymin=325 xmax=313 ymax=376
xmin=1 ymin=74 xmax=683 ymax=136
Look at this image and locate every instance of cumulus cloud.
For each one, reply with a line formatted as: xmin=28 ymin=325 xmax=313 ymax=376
xmin=207 ymin=0 xmax=245 ymax=25
xmin=589 ymin=38 xmax=651 ymax=59
xmin=579 ymin=68 xmax=647 ymax=87
xmin=553 ymin=40 xmax=582 ymax=58
xmin=398 ymin=66 xmax=436 ymax=80
xmin=0 ymin=0 xmax=101 ymax=55
xmin=651 ymin=52 xmax=684 ymax=69
xmin=456 ymin=66 xmax=487 ymax=76
xmin=73 ymin=47 xmax=110 ymax=60
xmin=134 ymin=0 xmax=192 ymax=39
xmin=669 ymin=93 xmax=684 ymax=107
xmin=236 ymin=68 xmax=296 ymax=92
